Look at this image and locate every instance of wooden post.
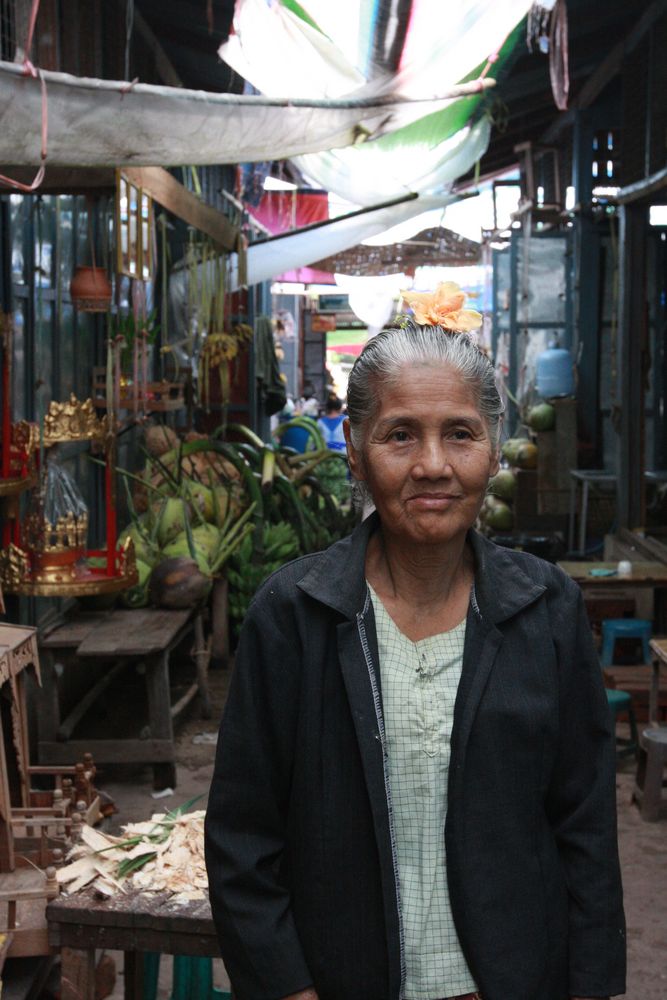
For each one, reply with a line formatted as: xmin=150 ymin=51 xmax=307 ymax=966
xmin=617 ymin=202 xmax=648 ymax=530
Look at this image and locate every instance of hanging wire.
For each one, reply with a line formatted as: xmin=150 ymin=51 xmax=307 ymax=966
xmin=124 ymin=0 xmax=135 ymax=82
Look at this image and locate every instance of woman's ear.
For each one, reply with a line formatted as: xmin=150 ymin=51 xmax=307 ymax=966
xmin=343 ymin=419 xmax=365 ymax=482
xmin=490 ymin=447 xmax=500 ymax=479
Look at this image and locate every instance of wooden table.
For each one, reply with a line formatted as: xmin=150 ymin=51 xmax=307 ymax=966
xmin=557 ymin=561 xmax=667 ymax=586
xmin=649 ymin=638 xmax=667 ymax=726
xmin=47 ymin=887 xmax=220 ymax=1000
xmin=37 ymin=608 xmax=210 ymax=789
xmin=557 ymin=561 xmax=667 ymax=627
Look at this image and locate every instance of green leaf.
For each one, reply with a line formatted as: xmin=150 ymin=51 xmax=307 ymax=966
xmin=117 ymin=851 xmax=157 ymax=878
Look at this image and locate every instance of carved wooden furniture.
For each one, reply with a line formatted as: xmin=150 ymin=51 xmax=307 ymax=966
xmin=0 ymin=623 xmax=103 ymax=960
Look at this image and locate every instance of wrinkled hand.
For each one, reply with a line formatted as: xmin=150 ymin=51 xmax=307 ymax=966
xmin=281 ymin=991 xmax=319 ymax=1000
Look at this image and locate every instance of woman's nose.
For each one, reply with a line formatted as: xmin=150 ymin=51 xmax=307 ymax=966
xmin=412 ymin=439 xmax=453 ymax=479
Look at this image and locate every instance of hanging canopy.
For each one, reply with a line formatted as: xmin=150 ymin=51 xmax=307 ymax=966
xmin=167 ymin=192 xmax=458 ymax=299
xmin=310 ymin=225 xmax=481 ymax=276
xmin=0 ymin=59 xmax=494 ymax=168
xmin=220 ymin=0 xmax=532 ymax=204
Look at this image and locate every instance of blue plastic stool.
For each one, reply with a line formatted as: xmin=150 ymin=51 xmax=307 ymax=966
xmin=600 ymin=618 xmax=652 ymax=666
xmin=606 ymin=688 xmax=639 ymax=759
xmin=143 ymin=953 xmax=232 ymax=1000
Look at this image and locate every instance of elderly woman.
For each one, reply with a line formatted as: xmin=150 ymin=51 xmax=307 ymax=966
xmin=205 ymin=285 xmax=625 ymax=1000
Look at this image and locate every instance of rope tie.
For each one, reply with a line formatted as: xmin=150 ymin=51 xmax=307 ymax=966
xmin=0 ymin=0 xmax=48 ymax=192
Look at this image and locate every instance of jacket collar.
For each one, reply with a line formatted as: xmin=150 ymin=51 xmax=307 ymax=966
xmin=297 ymin=511 xmax=546 ymax=623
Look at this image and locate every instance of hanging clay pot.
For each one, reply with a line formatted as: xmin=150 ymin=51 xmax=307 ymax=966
xmin=70 ymin=266 xmax=112 ymax=313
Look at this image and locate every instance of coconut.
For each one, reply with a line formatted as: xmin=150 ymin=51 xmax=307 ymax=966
xmin=527 ymin=402 xmax=556 ymax=432
xmin=145 ymin=424 xmax=179 ymax=457
xmin=500 ymin=438 xmax=525 ymax=464
xmin=162 ymin=523 xmax=221 ymax=574
xmin=118 ymin=523 xmax=156 ymax=567
xmin=120 ymin=559 xmax=152 ymax=608
xmin=515 ymin=441 xmax=538 ymax=469
xmin=154 ymin=498 xmax=190 ymax=548
xmin=486 ymin=500 xmax=514 ymax=531
xmin=149 ymin=557 xmax=212 ymax=609
xmin=187 ymin=482 xmax=214 ymax=522
xmin=192 ymin=522 xmax=221 ymax=553
xmin=488 ymin=469 xmax=516 ymax=501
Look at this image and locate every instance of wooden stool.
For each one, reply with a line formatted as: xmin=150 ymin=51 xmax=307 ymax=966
xmin=633 ymin=727 xmax=667 ymax=821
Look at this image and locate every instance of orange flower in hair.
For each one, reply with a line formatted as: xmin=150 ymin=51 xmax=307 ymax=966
xmin=401 ymin=281 xmax=483 ymax=332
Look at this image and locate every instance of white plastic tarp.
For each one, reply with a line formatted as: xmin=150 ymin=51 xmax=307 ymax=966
xmin=297 ymin=117 xmax=491 ymax=206
xmin=0 ymin=60 xmax=462 ymax=167
xmin=219 ymin=0 xmax=532 ymax=204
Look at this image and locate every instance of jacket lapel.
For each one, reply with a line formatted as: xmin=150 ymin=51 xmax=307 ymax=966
xmin=336 ymin=613 xmax=389 ymax=835
xmin=449 ymin=607 xmax=503 ymax=794
xmin=337 ymin=608 xmax=403 ymax=1000
xmin=449 ymin=532 xmax=547 ymax=783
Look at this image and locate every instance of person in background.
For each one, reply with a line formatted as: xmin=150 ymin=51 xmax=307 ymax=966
xmin=300 ymin=382 xmax=320 ymax=418
xmin=205 ymin=282 xmax=625 ymax=1000
xmin=317 ymin=395 xmax=347 ymax=452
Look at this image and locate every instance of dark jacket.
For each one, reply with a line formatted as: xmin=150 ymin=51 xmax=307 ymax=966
xmin=205 ymin=514 xmax=626 ymax=1000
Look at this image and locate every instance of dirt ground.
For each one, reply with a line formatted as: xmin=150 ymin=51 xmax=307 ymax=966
xmin=67 ymin=671 xmax=667 ymax=1000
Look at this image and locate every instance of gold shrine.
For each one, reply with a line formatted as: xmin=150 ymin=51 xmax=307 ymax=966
xmin=0 ymin=396 xmax=136 ymax=596
xmin=43 ymin=394 xmax=111 ymax=445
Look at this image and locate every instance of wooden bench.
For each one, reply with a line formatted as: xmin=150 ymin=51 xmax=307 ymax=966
xmin=37 ymin=608 xmax=210 ymax=789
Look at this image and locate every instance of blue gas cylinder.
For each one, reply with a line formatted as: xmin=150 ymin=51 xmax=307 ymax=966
xmin=536 ymin=344 xmax=575 ymax=398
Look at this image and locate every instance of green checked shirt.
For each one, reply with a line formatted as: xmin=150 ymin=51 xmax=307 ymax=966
xmin=369 ymin=585 xmax=478 ymax=1000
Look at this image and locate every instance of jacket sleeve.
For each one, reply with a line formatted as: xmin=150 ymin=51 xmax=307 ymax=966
xmin=545 ymin=580 xmax=626 ymax=998
xmin=204 ymin=596 xmax=314 ymax=1000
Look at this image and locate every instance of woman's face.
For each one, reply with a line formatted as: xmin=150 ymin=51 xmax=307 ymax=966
xmin=346 ymin=363 xmax=499 ymax=547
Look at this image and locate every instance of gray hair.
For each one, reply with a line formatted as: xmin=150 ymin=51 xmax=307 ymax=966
xmin=346 ymin=319 xmax=504 ymax=504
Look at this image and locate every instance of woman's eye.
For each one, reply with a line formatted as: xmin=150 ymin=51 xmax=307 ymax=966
xmin=451 ymin=429 xmax=472 ymax=440
xmin=390 ymin=430 xmax=411 ymax=442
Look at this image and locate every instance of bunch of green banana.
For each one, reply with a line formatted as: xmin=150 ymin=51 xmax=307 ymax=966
xmin=227 ymin=521 xmax=300 ymax=635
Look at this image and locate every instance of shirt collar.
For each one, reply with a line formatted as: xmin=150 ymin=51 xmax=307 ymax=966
xmin=297 ymin=511 xmax=546 ymax=624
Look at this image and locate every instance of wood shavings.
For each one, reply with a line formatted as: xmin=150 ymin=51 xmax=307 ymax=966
xmin=58 ymin=808 xmax=207 ymax=905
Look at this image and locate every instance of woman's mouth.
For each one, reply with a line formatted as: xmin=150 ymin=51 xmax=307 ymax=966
xmin=406 ymin=493 xmax=461 ymax=509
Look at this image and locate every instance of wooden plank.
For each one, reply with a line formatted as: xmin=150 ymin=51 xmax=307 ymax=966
xmin=32 ymin=651 xmax=61 ymax=748
xmin=651 ymin=638 xmax=667 ymax=664
xmin=123 ymin=168 xmax=238 ymax=251
xmin=47 ymin=886 xmax=214 ymax=931
xmin=38 ymin=740 xmax=175 ymax=765
xmin=170 ymin=682 xmax=199 ymax=719
xmin=536 ymin=399 xmax=577 ymax=516
xmin=617 ymin=202 xmax=647 ymax=531
xmin=39 ymin=614 xmax=108 ymax=649
xmin=51 ymin=923 xmax=219 ymax=957
xmin=60 ymin=947 xmax=95 ymax=1000
xmin=76 ymin=609 xmax=191 ymax=658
